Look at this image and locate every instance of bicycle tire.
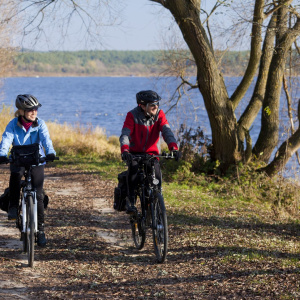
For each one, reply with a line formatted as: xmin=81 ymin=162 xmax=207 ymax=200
xmin=26 ymin=195 xmax=35 ymax=267
xmin=151 ymin=193 xmax=168 ymax=263
xmin=19 ymin=206 xmax=27 ymax=253
xmin=130 ymin=193 xmax=146 ymax=250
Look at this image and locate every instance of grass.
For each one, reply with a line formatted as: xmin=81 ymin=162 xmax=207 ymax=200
xmin=54 ymin=154 xmax=124 ymax=181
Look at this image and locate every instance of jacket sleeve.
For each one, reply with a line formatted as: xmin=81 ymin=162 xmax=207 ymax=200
xmin=0 ymin=120 xmax=15 ymax=156
xmin=38 ymin=120 xmax=56 ymax=155
xmin=119 ymin=112 xmax=134 ymax=153
xmin=159 ymin=110 xmax=178 ymax=151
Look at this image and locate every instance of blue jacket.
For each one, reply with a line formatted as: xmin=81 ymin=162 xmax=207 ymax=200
xmin=0 ymin=117 xmax=56 ymax=159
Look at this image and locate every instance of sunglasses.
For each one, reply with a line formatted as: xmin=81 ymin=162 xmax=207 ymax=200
xmin=27 ymin=108 xmax=38 ymax=112
xmin=149 ymin=102 xmax=159 ymax=107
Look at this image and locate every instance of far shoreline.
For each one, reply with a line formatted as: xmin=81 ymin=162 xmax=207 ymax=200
xmin=4 ymin=72 xmax=246 ymax=78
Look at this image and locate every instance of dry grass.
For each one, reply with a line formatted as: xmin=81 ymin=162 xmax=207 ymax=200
xmin=47 ymin=122 xmax=119 ymax=156
xmin=0 ymin=105 xmax=15 ymax=132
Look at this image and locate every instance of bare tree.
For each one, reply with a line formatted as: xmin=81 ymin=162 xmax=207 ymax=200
xmin=3 ymin=0 xmax=121 ymax=49
xmin=150 ymin=0 xmax=300 ymax=176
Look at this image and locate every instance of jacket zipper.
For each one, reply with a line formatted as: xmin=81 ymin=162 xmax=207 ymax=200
xmin=143 ymin=125 xmax=149 ymax=152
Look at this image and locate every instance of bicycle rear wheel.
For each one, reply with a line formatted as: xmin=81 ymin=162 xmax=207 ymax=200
xmin=130 ymin=194 xmax=146 ymax=250
xmin=26 ymin=195 xmax=35 ymax=267
xmin=151 ymin=193 xmax=168 ymax=263
xmin=18 ymin=205 xmax=27 ymax=253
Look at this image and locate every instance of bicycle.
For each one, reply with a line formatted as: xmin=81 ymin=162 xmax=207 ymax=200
xmin=1 ymin=143 xmax=58 ymax=267
xmin=128 ymin=152 xmax=175 ymax=263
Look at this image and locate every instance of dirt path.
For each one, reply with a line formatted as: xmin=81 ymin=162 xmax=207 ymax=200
xmin=0 ymin=165 xmax=299 ymax=299
xmin=0 ymin=165 xmax=132 ymax=299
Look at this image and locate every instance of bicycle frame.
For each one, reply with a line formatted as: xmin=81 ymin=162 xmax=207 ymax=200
xmin=20 ymin=166 xmax=38 ymax=235
xmin=133 ymin=154 xmax=162 ymax=222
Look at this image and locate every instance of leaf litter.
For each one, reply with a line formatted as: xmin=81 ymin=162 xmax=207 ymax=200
xmin=0 ymin=165 xmax=299 ymax=299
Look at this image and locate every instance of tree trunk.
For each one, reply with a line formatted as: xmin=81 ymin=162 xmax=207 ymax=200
xmin=162 ymin=0 xmax=240 ymax=166
xmin=237 ymin=14 xmax=276 ymax=160
xmin=253 ymin=7 xmax=300 ymax=162
xmin=259 ymin=101 xmax=300 ymax=176
xmin=230 ymin=0 xmax=265 ymax=110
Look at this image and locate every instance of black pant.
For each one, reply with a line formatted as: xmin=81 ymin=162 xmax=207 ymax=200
xmin=9 ymin=164 xmax=45 ymax=231
xmin=126 ymin=158 xmax=161 ymax=201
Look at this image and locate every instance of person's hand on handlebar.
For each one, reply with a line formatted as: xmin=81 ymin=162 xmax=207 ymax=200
xmin=171 ymin=150 xmax=181 ymax=161
xmin=0 ymin=156 xmax=9 ymax=164
xmin=46 ymin=153 xmax=56 ymax=162
xmin=121 ymin=151 xmax=132 ymax=164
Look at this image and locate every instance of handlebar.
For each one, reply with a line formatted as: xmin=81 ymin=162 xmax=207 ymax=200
xmin=131 ymin=152 xmax=176 ymax=162
xmin=0 ymin=156 xmax=59 ymax=165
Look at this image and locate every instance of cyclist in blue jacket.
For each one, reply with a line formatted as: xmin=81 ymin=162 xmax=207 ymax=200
xmin=0 ymin=94 xmax=56 ymax=247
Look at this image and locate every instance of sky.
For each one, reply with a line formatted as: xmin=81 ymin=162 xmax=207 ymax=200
xmin=19 ymin=0 xmax=217 ymax=52
xmin=101 ymin=0 xmax=173 ymax=51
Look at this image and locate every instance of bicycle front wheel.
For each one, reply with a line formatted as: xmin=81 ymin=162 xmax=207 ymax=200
xmin=130 ymin=193 xmax=146 ymax=250
xmin=151 ymin=193 xmax=168 ymax=263
xmin=26 ymin=195 xmax=35 ymax=267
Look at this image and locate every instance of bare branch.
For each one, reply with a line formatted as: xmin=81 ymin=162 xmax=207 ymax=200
xmin=165 ymin=82 xmax=184 ymax=114
xmin=201 ymin=2 xmax=221 ymax=25
xmin=179 ymin=76 xmax=199 ymax=90
xmin=200 ymin=9 xmax=214 ymax=48
xmin=3 ymin=0 xmax=121 ymax=50
xmin=283 ymin=74 xmax=300 ymax=164
xmin=264 ymin=0 xmax=294 ymax=17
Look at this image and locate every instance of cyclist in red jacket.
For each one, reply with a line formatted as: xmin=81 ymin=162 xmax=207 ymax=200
xmin=120 ymin=90 xmax=179 ymax=213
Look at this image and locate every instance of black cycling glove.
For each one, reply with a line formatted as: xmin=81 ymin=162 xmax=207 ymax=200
xmin=171 ymin=150 xmax=180 ymax=161
xmin=46 ymin=153 xmax=56 ymax=161
xmin=0 ymin=156 xmax=9 ymax=164
xmin=121 ymin=151 xmax=132 ymax=164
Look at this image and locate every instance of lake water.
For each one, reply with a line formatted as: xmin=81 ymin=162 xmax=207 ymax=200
xmin=1 ymin=76 xmax=299 ymax=179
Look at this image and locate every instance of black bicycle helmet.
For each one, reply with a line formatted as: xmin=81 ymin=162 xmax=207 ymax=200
xmin=136 ymin=90 xmax=161 ymax=105
xmin=15 ymin=94 xmax=42 ymax=111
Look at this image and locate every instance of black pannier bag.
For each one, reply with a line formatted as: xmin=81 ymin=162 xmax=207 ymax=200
xmin=11 ymin=143 xmax=40 ymax=167
xmin=0 ymin=187 xmax=10 ymax=212
xmin=114 ymin=171 xmax=127 ymax=211
xmin=0 ymin=187 xmax=49 ymax=212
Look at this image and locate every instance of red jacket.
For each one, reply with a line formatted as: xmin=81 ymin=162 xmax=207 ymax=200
xmin=120 ymin=106 xmax=178 ymax=155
